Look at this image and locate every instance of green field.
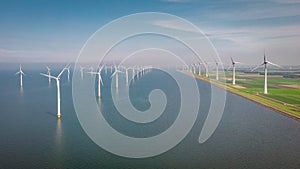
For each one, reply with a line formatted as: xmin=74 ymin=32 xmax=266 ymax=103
xmin=226 ymin=72 xmax=300 ymax=107
xmin=184 ymin=70 xmax=300 ymax=119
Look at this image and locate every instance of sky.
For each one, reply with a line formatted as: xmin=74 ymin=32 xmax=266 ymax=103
xmin=0 ymin=0 xmax=300 ymax=66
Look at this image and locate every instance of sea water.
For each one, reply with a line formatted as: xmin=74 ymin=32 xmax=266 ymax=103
xmin=0 ymin=69 xmax=299 ymax=169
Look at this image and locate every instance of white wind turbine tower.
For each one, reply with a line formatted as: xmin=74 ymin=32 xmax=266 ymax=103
xmin=215 ymin=61 xmax=219 ymax=80
xmin=203 ymin=62 xmax=209 ymax=77
xmin=230 ymin=57 xmax=242 ymax=85
xmin=251 ymin=51 xmax=282 ymax=94
xmin=111 ymin=65 xmax=123 ymax=89
xmin=140 ymin=65 xmax=144 ymax=78
xmin=125 ymin=67 xmax=129 ymax=86
xmin=15 ymin=64 xmax=25 ymax=87
xmin=193 ymin=64 xmax=196 ymax=74
xmin=141 ymin=65 xmax=144 ymax=77
xmin=190 ymin=64 xmax=194 ymax=74
xmin=197 ymin=63 xmax=202 ymax=76
xmin=40 ymin=66 xmax=67 ymax=119
xmin=88 ymin=65 xmax=104 ymax=99
xmin=89 ymin=66 xmax=94 ymax=76
xmin=132 ymin=67 xmax=135 ymax=82
xmin=46 ymin=66 xmax=51 ymax=83
xmin=79 ymin=66 xmax=85 ymax=80
xmin=136 ymin=66 xmax=140 ymax=80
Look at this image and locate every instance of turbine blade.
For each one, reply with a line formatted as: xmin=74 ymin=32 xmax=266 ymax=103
xmin=98 ymin=64 xmax=104 ymax=73
xmin=87 ymin=71 xmax=97 ymax=75
xmin=251 ymin=63 xmax=264 ymax=72
xmin=268 ymin=61 xmax=282 ymax=69
xmin=230 ymin=57 xmax=234 ymax=64
xmin=15 ymin=71 xmax=20 ymax=75
xmin=58 ymin=64 xmax=69 ymax=78
xmin=227 ymin=66 xmax=233 ymax=71
xmin=111 ymin=71 xmax=117 ymax=78
xmin=100 ymin=77 xmax=104 ymax=85
xmin=264 ymin=49 xmax=266 ymax=62
xmin=40 ymin=73 xmax=56 ymax=79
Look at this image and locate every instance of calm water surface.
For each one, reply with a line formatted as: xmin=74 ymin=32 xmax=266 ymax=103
xmin=0 ymin=69 xmax=299 ymax=169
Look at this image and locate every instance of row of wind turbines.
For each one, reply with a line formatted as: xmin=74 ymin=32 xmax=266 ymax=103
xmin=15 ymin=64 xmax=152 ymax=119
xmin=14 ymin=51 xmax=280 ymax=119
xmin=184 ymin=51 xmax=282 ymax=94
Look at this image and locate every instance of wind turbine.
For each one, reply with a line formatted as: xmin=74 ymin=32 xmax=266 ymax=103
xmin=193 ymin=64 xmax=196 ymax=74
xmin=40 ymin=66 xmax=67 ymax=119
xmin=197 ymin=62 xmax=202 ymax=76
xmin=79 ymin=66 xmax=85 ymax=80
xmin=125 ymin=67 xmax=129 ymax=86
xmin=202 ymin=62 xmax=209 ymax=77
xmin=136 ymin=66 xmax=140 ymax=80
xmin=215 ymin=61 xmax=219 ymax=80
xmin=46 ymin=66 xmax=51 ymax=83
xmin=64 ymin=65 xmax=71 ymax=81
xmin=132 ymin=67 xmax=135 ymax=82
xmin=15 ymin=64 xmax=25 ymax=87
xmin=111 ymin=65 xmax=123 ymax=89
xmin=251 ymin=51 xmax=282 ymax=94
xmin=229 ymin=57 xmax=242 ymax=85
xmin=87 ymin=65 xmax=104 ymax=99
xmin=89 ymin=66 xmax=94 ymax=76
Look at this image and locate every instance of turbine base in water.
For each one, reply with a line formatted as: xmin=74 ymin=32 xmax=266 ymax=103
xmin=57 ymin=115 xmax=61 ymax=119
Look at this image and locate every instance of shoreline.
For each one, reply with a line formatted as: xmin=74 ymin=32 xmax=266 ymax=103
xmin=180 ymin=71 xmax=300 ymax=122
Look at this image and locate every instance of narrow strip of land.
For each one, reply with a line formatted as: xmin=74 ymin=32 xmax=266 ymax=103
xmin=180 ymin=71 xmax=300 ymax=121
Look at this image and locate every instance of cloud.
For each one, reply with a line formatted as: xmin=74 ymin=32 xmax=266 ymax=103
xmin=150 ymin=19 xmax=201 ymax=33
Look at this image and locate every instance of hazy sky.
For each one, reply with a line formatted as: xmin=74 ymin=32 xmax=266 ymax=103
xmin=0 ymin=0 xmax=300 ymax=65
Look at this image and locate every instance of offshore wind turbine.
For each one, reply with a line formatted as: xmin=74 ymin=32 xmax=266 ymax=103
xmin=141 ymin=66 xmax=144 ymax=77
xmin=15 ymin=64 xmax=25 ymax=87
xmin=132 ymin=67 xmax=135 ymax=82
xmin=251 ymin=51 xmax=281 ymax=94
xmin=125 ymin=67 xmax=129 ymax=86
xmin=64 ymin=65 xmax=71 ymax=81
xmin=46 ymin=66 xmax=51 ymax=83
xmin=40 ymin=66 xmax=67 ymax=119
xmin=111 ymin=65 xmax=123 ymax=89
xmin=79 ymin=66 xmax=85 ymax=80
xmin=87 ymin=65 xmax=104 ymax=99
xmin=89 ymin=66 xmax=94 ymax=76
xmin=136 ymin=66 xmax=140 ymax=80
